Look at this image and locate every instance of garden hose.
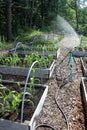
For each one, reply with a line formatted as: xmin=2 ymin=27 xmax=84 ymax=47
xmin=57 ymin=50 xmax=70 ymax=67
xmin=35 ymin=124 xmax=56 ymax=130
xmin=55 ymin=63 xmax=70 ymax=130
xmin=54 ymin=80 xmax=70 ymax=130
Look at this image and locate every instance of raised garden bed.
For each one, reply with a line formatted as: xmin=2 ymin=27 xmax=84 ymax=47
xmin=10 ymin=48 xmax=60 ymax=59
xmin=0 ymin=61 xmax=55 ymax=79
xmin=80 ymin=57 xmax=87 ymax=76
xmin=81 ymin=77 xmax=87 ymax=116
xmin=0 ymin=53 xmax=55 ymax=79
xmin=0 ymin=80 xmax=48 ymax=130
xmin=9 ymin=40 xmax=60 ymax=59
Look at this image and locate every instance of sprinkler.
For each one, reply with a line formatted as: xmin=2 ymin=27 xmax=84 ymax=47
xmin=14 ymin=42 xmax=25 ymax=53
xmin=9 ymin=42 xmax=26 ymax=53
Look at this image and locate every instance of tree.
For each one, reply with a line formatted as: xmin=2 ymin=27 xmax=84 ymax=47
xmin=6 ymin=0 xmax=12 ymax=41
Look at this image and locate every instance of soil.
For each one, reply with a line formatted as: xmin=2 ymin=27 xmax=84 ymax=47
xmin=2 ymin=74 xmax=26 ymax=82
xmin=35 ymin=35 xmax=86 ymax=130
xmin=0 ymin=82 xmax=44 ymax=123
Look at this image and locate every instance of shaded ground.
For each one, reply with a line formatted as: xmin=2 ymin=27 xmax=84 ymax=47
xmin=36 ymin=35 xmax=85 ymax=130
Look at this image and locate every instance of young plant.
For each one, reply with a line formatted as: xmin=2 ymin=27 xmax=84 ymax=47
xmin=1 ymin=91 xmax=22 ymax=115
xmin=0 ymin=52 xmax=54 ymax=68
xmin=0 ymin=53 xmax=21 ymax=66
xmin=11 ymin=53 xmax=21 ymax=66
xmin=0 ymin=80 xmax=35 ymax=117
xmin=24 ymin=54 xmax=32 ymax=67
xmin=29 ymin=68 xmax=35 ymax=93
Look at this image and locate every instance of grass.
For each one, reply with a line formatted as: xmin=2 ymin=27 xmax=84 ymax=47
xmin=19 ymin=29 xmax=42 ymax=42
xmin=0 ymin=41 xmax=12 ymax=50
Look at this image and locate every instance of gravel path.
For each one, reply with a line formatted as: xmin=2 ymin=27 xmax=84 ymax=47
xmin=36 ymin=35 xmax=85 ymax=130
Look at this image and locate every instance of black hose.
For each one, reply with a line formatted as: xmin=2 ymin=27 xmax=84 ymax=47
xmin=55 ymin=55 xmax=70 ymax=130
xmin=35 ymin=51 xmax=70 ymax=130
xmin=35 ymin=124 xmax=56 ymax=130
xmin=54 ymin=81 xmax=70 ymax=130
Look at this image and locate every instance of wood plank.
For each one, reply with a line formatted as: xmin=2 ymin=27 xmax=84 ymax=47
xmin=0 ymin=119 xmax=28 ymax=130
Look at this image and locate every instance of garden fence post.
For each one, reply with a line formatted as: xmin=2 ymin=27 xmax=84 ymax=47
xmin=69 ymin=51 xmax=73 ymax=81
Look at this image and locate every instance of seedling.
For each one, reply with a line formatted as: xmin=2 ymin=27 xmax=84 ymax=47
xmin=0 ymin=52 xmax=54 ymax=68
xmin=0 ymin=80 xmax=35 ymax=116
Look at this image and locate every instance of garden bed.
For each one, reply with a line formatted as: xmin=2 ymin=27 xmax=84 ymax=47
xmin=81 ymin=77 xmax=87 ymax=116
xmin=0 ymin=60 xmax=55 ymax=79
xmin=0 ymin=80 xmax=48 ymax=130
xmin=0 ymin=53 xmax=55 ymax=79
xmin=10 ymin=48 xmax=60 ymax=59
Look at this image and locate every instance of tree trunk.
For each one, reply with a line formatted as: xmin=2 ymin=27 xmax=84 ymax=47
xmin=6 ymin=0 xmax=12 ymax=42
xmin=30 ymin=0 xmax=34 ymax=28
xmin=75 ymin=0 xmax=79 ymax=32
xmin=41 ymin=0 xmax=45 ymax=28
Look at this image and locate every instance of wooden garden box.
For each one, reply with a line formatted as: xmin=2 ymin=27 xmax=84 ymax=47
xmin=80 ymin=57 xmax=87 ymax=76
xmin=0 ymin=80 xmax=48 ymax=130
xmin=0 ymin=60 xmax=55 ymax=79
xmin=10 ymin=48 xmax=60 ymax=59
xmin=81 ymin=77 xmax=87 ymax=116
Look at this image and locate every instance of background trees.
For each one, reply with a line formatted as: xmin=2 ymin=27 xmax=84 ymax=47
xmin=0 ymin=0 xmax=87 ymax=42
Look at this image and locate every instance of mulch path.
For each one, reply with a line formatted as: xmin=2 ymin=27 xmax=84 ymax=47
xmin=36 ymin=47 xmax=86 ymax=130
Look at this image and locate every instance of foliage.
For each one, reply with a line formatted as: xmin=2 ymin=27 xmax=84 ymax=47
xmin=0 ymin=80 xmax=35 ymax=115
xmin=14 ymin=30 xmax=59 ymax=51
xmin=81 ymin=44 xmax=87 ymax=51
xmin=20 ymin=30 xmax=42 ymax=42
xmin=0 ymin=40 xmax=12 ymax=50
xmin=0 ymin=0 xmax=87 ymax=41
xmin=82 ymin=36 xmax=87 ymax=42
xmin=0 ymin=53 xmax=21 ymax=66
xmin=0 ymin=52 xmax=54 ymax=68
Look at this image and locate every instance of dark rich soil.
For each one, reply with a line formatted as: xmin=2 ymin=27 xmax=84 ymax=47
xmin=0 ymin=82 xmax=44 ymax=123
xmin=1 ymin=74 xmax=43 ymax=84
xmin=2 ymin=74 xmax=26 ymax=82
